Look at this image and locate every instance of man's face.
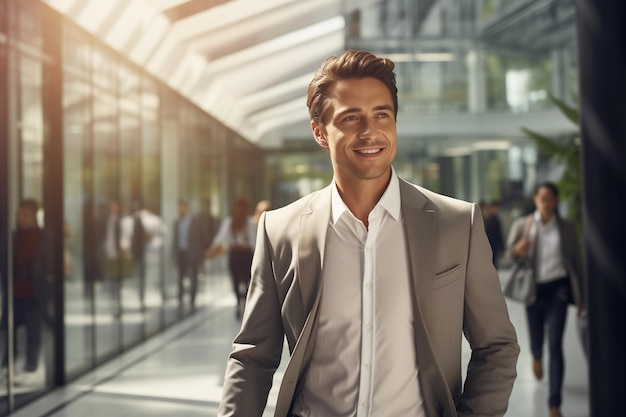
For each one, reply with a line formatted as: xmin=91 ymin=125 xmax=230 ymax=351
xmin=311 ymin=77 xmax=397 ymax=188
xmin=18 ymin=208 xmax=37 ymax=229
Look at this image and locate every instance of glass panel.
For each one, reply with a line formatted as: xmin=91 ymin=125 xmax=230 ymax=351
xmin=13 ymin=55 xmax=49 ymax=401
xmin=160 ymin=93 xmax=180 ymax=325
xmin=117 ymin=64 xmax=146 ymax=348
xmin=175 ymin=108 xmax=199 ymax=316
xmin=196 ymin=118 xmax=222 ymax=300
xmin=3 ymin=0 xmax=52 ymax=405
xmin=91 ymin=49 xmax=122 ymax=360
xmin=140 ymin=76 xmax=163 ymax=336
xmin=18 ymin=55 xmax=44 ymax=203
xmin=62 ymin=29 xmax=94 ymax=379
xmin=485 ymin=52 xmax=552 ymax=112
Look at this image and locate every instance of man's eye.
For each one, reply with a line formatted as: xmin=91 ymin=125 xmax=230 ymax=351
xmin=376 ymin=112 xmax=390 ymax=118
xmin=344 ymin=115 xmax=358 ymax=121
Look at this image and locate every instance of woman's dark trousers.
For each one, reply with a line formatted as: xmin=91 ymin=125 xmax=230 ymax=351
xmin=526 ymin=277 xmax=571 ymax=409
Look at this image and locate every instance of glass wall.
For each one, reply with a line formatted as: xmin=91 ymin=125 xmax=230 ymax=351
xmin=60 ymin=20 xmax=263 ymax=382
xmin=0 ymin=2 xmax=265 ymax=414
xmin=62 ymin=23 xmax=93 ymax=379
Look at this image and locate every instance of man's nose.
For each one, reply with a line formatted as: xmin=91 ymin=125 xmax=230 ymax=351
xmin=358 ymin=119 xmax=374 ymax=138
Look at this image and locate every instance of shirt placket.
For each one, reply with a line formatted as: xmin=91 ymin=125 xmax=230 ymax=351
xmin=356 ymin=210 xmax=380 ymax=417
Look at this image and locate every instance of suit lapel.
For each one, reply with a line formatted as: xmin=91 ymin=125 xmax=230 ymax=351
xmin=399 ymin=180 xmax=457 ymax=417
xmin=297 ymin=194 xmax=330 ymax=311
xmin=400 ymin=180 xmax=436 ymax=315
xmin=274 ymin=188 xmax=330 ymax=417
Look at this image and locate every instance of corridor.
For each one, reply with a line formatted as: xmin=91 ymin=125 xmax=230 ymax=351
xmin=8 ymin=267 xmax=589 ymax=417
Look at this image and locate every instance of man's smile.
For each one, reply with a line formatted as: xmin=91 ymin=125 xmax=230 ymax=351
xmin=355 ymin=148 xmax=384 ymax=155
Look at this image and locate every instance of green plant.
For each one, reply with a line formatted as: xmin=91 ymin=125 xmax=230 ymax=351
xmin=521 ymin=93 xmax=583 ymax=238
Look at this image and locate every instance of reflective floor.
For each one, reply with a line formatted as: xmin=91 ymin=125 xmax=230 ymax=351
xmin=7 ymin=267 xmax=589 ymax=417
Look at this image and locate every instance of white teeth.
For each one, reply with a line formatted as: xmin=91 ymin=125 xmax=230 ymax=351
xmin=358 ymin=149 xmax=381 ymax=154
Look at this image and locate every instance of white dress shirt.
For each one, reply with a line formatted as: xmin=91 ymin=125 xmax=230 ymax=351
xmin=534 ymin=211 xmax=567 ymax=283
xmin=293 ymin=170 xmax=425 ymax=417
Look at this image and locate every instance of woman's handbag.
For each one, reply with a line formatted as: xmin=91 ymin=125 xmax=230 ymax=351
xmin=503 ymin=216 xmax=536 ymax=304
xmin=504 ymin=258 xmax=536 ymax=304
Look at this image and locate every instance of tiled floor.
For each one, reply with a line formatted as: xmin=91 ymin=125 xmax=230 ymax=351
xmin=8 ymin=267 xmax=589 ymax=417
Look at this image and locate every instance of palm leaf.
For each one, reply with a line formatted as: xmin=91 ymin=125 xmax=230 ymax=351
xmin=548 ymin=92 xmax=579 ymax=125
xmin=521 ymin=127 xmax=567 ymax=158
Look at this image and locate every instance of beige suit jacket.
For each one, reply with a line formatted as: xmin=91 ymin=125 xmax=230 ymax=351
xmin=218 ymin=178 xmax=519 ymax=417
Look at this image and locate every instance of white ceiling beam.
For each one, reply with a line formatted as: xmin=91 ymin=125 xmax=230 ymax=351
xmin=201 ymin=29 xmax=344 ymax=126
xmin=187 ymin=0 xmax=344 ymax=60
xmin=42 ymin=0 xmax=81 ymax=14
xmin=150 ymin=0 xmax=190 ymax=12
xmin=127 ymin=15 xmax=171 ymax=65
xmin=168 ymin=0 xmax=302 ymax=42
xmin=195 ymin=17 xmax=345 ymax=89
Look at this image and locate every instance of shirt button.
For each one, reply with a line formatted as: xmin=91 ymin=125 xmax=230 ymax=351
xmin=365 ymin=281 xmax=372 ymax=289
xmin=365 ymin=323 xmax=372 ymax=331
xmin=364 ymin=362 xmax=371 ymax=370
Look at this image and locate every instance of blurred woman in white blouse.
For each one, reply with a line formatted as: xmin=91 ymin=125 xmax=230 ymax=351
xmin=206 ymin=197 xmax=256 ymax=318
xmin=506 ymin=182 xmax=585 ymax=417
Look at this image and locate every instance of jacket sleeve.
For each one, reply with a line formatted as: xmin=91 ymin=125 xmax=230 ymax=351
xmin=504 ymin=217 xmax=526 ymax=261
xmin=457 ymin=205 xmax=520 ymax=417
xmin=217 ymin=212 xmax=285 ymax=417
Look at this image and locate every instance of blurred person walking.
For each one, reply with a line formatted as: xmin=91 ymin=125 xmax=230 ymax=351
xmin=173 ymin=199 xmax=204 ymax=309
xmin=129 ymin=200 xmax=149 ymax=311
xmin=1 ymin=199 xmax=52 ymax=386
xmin=506 ymin=182 xmax=585 ymax=417
xmin=198 ymin=198 xmax=219 ymax=277
xmin=98 ymin=199 xmax=126 ymax=317
xmin=206 ymin=197 xmax=256 ymax=318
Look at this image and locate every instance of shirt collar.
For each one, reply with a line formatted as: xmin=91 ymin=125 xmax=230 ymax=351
xmin=331 ymin=167 xmax=401 ymax=225
xmin=534 ymin=210 xmax=556 ymax=227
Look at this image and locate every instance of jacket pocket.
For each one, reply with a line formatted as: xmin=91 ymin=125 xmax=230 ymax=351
xmin=433 ymin=264 xmax=461 ymax=289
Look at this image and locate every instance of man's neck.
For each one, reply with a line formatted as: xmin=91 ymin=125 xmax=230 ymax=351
xmin=335 ymin=172 xmax=391 ymax=226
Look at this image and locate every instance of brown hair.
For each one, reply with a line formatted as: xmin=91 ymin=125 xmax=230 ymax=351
xmin=19 ymin=198 xmax=40 ymax=214
xmin=231 ymin=197 xmax=252 ymax=233
xmin=306 ymin=49 xmax=398 ymax=127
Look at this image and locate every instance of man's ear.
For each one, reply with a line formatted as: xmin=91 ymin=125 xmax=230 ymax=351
xmin=311 ymin=121 xmax=328 ymax=149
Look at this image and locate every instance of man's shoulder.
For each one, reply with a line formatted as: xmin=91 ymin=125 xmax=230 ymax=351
xmin=266 ymin=186 xmax=330 ymax=217
xmin=399 ymin=178 xmax=474 ymax=212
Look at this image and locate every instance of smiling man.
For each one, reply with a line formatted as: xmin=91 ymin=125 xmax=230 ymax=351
xmin=217 ymin=49 xmax=519 ymax=417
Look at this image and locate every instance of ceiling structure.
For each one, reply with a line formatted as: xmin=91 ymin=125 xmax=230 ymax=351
xmin=481 ymin=0 xmax=576 ymax=52
xmin=43 ymin=0 xmax=577 ymax=150
xmin=44 ymin=0 xmax=348 ymax=148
